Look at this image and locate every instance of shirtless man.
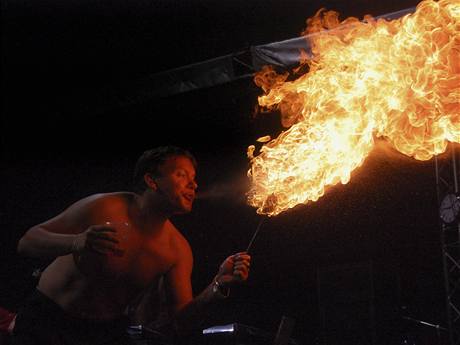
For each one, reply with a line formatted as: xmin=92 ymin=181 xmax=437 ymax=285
xmin=12 ymin=146 xmax=251 ymax=345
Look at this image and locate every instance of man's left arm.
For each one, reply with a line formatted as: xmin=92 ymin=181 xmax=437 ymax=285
xmin=165 ymin=239 xmax=250 ymax=333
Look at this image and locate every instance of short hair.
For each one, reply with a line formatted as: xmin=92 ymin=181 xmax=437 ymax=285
xmin=133 ymin=146 xmax=197 ymax=192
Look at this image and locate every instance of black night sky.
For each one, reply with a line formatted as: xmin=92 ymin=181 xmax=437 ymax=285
xmin=1 ymin=0 xmax=451 ymax=344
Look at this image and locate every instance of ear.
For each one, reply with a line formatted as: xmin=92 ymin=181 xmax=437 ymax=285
xmin=144 ymin=173 xmax=157 ymax=190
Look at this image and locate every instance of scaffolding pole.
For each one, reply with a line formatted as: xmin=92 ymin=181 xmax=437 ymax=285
xmin=436 ymin=143 xmax=460 ymax=345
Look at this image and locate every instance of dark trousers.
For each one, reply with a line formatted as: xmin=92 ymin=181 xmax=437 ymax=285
xmin=11 ymin=289 xmax=133 ymax=345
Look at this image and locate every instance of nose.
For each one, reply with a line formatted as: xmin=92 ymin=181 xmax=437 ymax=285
xmin=188 ymin=179 xmax=198 ymax=191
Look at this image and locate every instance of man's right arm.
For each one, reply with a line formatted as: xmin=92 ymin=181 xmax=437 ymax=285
xmin=17 ymin=194 xmax=120 ymax=259
xmin=17 ymin=224 xmax=82 ymax=258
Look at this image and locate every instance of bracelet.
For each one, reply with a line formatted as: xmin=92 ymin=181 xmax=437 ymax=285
xmin=70 ymin=236 xmax=80 ymax=254
xmin=212 ymin=277 xmax=230 ymax=298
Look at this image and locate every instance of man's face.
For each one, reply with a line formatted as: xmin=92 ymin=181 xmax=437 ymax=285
xmin=154 ymin=155 xmax=197 ymax=214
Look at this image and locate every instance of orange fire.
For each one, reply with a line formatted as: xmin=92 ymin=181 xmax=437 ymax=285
xmin=248 ymin=0 xmax=460 ymax=216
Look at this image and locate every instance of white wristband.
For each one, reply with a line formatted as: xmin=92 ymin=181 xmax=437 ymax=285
xmin=71 ymin=236 xmax=80 ymax=254
xmin=212 ymin=277 xmax=230 ymax=298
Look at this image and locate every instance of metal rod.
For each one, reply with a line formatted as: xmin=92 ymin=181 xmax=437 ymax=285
xmin=246 ymin=217 xmax=266 ymax=253
xmin=452 ymin=143 xmax=459 ymax=194
xmin=402 ymin=316 xmax=448 ymax=331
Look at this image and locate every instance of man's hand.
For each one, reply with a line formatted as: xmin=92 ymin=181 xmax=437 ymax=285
xmin=216 ymin=252 xmax=251 ymax=287
xmin=72 ymin=223 xmax=124 ymax=256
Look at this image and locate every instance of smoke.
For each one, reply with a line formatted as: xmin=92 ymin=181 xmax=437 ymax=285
xmin=196 ymin=175 xmax=250 ymax=203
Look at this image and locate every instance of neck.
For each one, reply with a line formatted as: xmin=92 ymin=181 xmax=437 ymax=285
xmin=135 ymin=192 xmax=171 ymax=231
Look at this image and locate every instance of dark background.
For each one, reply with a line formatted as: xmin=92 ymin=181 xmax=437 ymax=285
xmin=1 ymin=0 xmax=450 ymax=344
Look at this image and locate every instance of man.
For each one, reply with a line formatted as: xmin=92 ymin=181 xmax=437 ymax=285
xmin=12 ymin=146 xmax=251 ymax=345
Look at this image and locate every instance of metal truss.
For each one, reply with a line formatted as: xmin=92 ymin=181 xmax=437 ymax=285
xmin=435 ymin=143 xmax=460 ymax=345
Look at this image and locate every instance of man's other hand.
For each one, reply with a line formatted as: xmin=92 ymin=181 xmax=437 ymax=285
xmin=216 ymin=252 xmax=251 ymax=287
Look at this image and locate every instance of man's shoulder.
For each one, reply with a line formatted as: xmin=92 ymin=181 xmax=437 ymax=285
xmin=166 ymin=221 xmax=192 ymax=256
xmin=73 ymin=192 xmax=137 ymax=219
xmin=80 ymin=192 xmax=136 ymax=207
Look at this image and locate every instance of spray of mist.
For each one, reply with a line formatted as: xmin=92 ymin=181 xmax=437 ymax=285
xmin=196 ymin=175 xmax=251 ymax=203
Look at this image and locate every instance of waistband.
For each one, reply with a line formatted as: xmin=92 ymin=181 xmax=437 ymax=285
xmin=23 ymin=288 xmax=129 ymax=330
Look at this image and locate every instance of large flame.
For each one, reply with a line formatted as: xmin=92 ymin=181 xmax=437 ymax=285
xmin=248 ymin=0 xmax=460 ymax=216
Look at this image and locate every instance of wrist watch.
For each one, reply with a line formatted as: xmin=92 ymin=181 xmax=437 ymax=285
xmin=212 ymin=277 xmax=230 ymax=298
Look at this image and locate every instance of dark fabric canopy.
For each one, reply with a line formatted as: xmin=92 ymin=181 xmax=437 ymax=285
xmin=85 ymin=6 xmax=415 ymax=114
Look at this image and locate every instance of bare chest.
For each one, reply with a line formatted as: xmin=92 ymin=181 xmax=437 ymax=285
xmin=120 ymin=236 xmax=175 ymax=287
xmin=77 ymin=228 xmax=175 ymax=289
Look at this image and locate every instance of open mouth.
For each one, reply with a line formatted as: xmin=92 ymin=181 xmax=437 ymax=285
xmin=183 ymin=193 xmax=195 ymax=203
